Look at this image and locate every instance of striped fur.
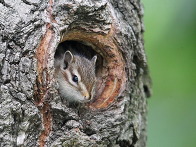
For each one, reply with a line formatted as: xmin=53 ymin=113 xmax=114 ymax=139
xmin=55 ymin=46 xmax=97 ymax=103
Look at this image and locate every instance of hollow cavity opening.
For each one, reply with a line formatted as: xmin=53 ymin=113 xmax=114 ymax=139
xmin=55 ymin=41 xmax=97 ymax=60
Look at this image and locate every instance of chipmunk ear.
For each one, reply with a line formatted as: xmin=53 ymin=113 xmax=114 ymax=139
xmin=91 ymin=55 xmax=97 ymax=65
xmin=63 ymin=51 xmax=74 ymax=69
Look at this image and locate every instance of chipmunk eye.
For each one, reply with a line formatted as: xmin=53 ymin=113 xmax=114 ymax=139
xmin=72 ymin=75 xmax=78 ymax=83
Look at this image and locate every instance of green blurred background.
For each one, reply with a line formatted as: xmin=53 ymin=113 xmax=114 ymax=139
xmin=141 ymin=0 xmax=196 ymax=146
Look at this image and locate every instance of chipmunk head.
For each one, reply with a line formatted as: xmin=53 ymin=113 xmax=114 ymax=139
xmin=57 ymin=50 xmax=97 ymax=103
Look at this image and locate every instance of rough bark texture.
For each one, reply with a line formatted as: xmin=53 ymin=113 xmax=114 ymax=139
xmin=0 ymin=0 xmax=151 ymax=147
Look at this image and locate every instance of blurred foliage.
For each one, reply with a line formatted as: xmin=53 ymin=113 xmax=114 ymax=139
xmin=141 ymin=0 xmax=196 ymax=146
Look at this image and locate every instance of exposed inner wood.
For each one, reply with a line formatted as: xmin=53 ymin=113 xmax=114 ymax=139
xmin=35 ymin=24 xmax=53 ymax=147
xmin=34 ymin=0 xmax=54 ymax=146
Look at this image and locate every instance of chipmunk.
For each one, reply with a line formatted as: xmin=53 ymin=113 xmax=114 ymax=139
xmin=54 ymin=43 xmax=97 ymax=103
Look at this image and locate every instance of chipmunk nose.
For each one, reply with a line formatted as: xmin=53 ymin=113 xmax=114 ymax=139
xmin=82 ymin=91 xmax=90 ymax=100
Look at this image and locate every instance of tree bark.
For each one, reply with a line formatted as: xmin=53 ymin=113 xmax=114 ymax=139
xmin=0 ymin=0 xmax=151 ymax=147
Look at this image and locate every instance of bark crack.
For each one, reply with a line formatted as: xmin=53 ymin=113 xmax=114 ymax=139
xmin=34 ymin=0 xmax=56 ymax=146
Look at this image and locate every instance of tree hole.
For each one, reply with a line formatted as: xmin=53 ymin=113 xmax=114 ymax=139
xmin=143 ymin=85 xmax=150 ymax=98
xmin=55 ymin=41 xmax=96 ymax=60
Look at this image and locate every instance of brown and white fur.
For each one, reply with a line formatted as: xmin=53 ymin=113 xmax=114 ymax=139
xmin=55 ymin=43 xmax=97 ymax=103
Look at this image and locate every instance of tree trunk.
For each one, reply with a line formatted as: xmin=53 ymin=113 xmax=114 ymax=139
xmin=0 ymin=0 xmax=151 ymax=146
